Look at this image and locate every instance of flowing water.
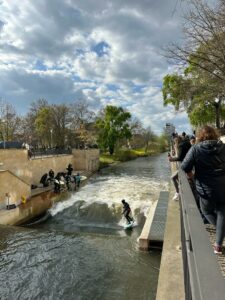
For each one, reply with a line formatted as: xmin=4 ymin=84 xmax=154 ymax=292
xmin=0 ymin=153 xmax=170 ymax=300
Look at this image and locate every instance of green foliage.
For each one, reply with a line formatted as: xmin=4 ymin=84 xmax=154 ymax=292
xmin=96 ymin=105 xmax=132 ymax=154
xmin=34 ymin=107 xmax=52 ymax=146
xmin=162 ymin=66 xmax=225 ymax=128
xmin=162 ymin=74 xmax=190 ymax=110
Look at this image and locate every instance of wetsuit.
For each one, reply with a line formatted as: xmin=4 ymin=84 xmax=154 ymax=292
xmin=122 ymin=201 xmax=133 ymax=224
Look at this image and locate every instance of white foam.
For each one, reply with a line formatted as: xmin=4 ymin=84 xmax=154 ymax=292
xmin=49 ymin=174 xmax=169 ymax=218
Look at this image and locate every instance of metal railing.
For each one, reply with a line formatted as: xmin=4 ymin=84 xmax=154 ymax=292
xmin=178 ymin=167 xmax=225 ymax=300
xmin=30 ymin=148 xmax=72 ymax=158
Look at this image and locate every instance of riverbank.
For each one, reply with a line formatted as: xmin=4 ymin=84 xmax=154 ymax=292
xmin=100 ymin=148 xmax=166 ymax=168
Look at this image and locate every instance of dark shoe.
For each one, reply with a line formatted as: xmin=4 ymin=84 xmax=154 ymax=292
xmin=214 ymin=244 xmax=222 ymax=254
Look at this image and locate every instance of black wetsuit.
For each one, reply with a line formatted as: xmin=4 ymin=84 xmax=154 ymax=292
xmin=122 ymin=201 xmax=133 ymax=224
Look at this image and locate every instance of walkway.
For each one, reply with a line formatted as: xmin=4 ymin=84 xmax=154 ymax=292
xmin=206 ymin=225 xmax=225 ymax=277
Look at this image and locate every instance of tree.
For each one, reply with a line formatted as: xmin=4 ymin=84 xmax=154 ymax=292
xmin=70 ymin=100 xmax=96 ymax=147
xmin=142 ymin=126 xmax=155 ymax=153
xmin=96 ymin=105 xmax=132 ymax=154
xmin=162 ymin=67 xmax=225 ymax=128
xmin=34 ymin=106 xmax=53 ymax=147
xmin=164 ymin=0 xmax=225 ymax=128
xmin=51 ymin=104 xmax=71 ymax=147
xmin=0 ymin=100 xmax=21 ymax=142
xmin=23 ymin=99 xmax=49 ymax=146
xmin=167 ymin=0 xmax=225 ymax=82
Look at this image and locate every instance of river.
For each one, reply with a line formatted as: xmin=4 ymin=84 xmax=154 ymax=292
xmin=0 ymin=153 xmax=170 ymax=300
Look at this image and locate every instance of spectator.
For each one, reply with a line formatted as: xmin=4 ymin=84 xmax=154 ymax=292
xmin=190 ymin=135 xmax=196 ymax=145
xmin=64 ymin=173 xmax=72 ymax=191
xmin=48 ymin=169 xmax=55 ymax=183
xmin=181 ymin=125 xmax=225 ymax=254
xmin=40 ymin=173 xmax=49 ymax=187
xmin=169 ymin=135 xmax=191 ymax=200
xmin=182 ymin=131 xmax=186 ymax=138
xmin=54 ymin=173 xmax=61 ymax=193
xmin=75 ymin=173 xmax=81 ymax=188
xmin=66 ymin=164 xmax=73 ymax=176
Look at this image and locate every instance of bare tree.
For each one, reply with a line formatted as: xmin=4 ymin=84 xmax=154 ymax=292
xmin=167 ymin=0 xmax=225 ymax=82
xmin=0 ymin=100 xmax=21 ymax=142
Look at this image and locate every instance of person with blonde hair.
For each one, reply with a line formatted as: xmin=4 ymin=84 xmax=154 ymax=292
xmin=181 ymin=125 xmax=225 ymax=254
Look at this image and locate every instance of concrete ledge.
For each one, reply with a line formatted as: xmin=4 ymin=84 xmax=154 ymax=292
xmin=156 ymin=188 xmax=185 ymax=300
xmin=139 ymin=200 xmax=158 ymax=250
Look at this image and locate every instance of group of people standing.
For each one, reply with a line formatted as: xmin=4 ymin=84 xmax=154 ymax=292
xmin=39 ymin=163 xmax=81 ymax=193
xmin=169 ymin=125 xmax=225 ymax=255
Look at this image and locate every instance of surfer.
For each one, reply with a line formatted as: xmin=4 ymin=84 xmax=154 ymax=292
xmin=121 ymin=199 xmax=134 ymax=224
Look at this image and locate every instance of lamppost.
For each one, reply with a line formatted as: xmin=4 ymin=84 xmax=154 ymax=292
xmin=1 ymin=119 xmax=6 ymax=149
xmin=214 ymin=97 xmax=220 ymax=129
xmin=50 ymin=129 xmax=53 ymax=148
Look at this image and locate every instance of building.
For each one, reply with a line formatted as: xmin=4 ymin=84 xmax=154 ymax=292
xmin=164 ymin=123 xmax=175 ymax=138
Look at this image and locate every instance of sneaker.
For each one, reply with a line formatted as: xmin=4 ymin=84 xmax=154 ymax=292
xmin=214 ymin=244 xmax=222 ymax=254
xmin=172 ymin=192 xmax=179 ymax=201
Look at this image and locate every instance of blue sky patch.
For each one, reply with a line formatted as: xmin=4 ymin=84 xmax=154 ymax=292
xmin=92 ymin=41 xmax=110 ymax=57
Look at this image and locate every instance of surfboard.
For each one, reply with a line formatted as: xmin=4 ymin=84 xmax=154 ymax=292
xmin=124 ymin=221 xmax=134 ymax=230
xmin=80 ymin=175 xmax=87 ymax=181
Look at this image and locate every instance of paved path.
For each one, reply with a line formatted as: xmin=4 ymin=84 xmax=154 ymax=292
xmin=206 ymin=224 xmax=225 ymax=277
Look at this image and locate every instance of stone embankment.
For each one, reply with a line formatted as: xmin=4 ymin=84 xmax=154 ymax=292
xmin=0 ymin=170 xmax=92 ymax=226
xmin=0 ymin=148 xmax=99 ymax=226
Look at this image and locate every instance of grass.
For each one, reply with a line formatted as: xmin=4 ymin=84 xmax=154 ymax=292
xmin=99 ymin=147 xmax=162 ymax=169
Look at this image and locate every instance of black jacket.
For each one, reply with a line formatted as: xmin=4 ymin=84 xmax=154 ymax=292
xmin=181 ymin=140 xmax=225 ymax=202
xmin=170 ymin=138 xmax=191 ymax=162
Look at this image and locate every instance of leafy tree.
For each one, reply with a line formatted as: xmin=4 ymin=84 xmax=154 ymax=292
xmin=23 ymin=99 xmax=49 ymax=146
xmin=96 ymin=105 xmax=132 ymax=154
xmin=162 ymin=68 xmax=225 ymax=128
xmin=163 ymin=0 xmax=225 ymax=128
xmin=34 ymin=106 xmax=53 ymax=147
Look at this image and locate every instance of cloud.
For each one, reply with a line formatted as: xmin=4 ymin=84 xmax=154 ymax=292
xmin=0 ymin=0 xmax=192 ymax=133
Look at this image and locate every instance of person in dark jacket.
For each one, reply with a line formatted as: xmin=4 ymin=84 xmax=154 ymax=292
xmin=181 ymin=125 xmax=225 ymax=254
xmin=40 ymin=173 xmax=49 ymax=187
xmin=122 ymin=199 xmax=134 ymax=224
xmin=48 ymin=169 xmax=54 ymax=181
xmin=169 ymin=135 xmax=191 ymax=200
xmin=66 ymin=164 xmax=73 ymax=176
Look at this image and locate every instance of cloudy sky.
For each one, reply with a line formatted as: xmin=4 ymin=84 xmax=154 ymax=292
xmin=0 ymin=0 xmax=192 ymax=134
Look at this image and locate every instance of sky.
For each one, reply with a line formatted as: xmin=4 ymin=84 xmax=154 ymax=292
xmin=0 ymin=0 xmax=193 ymax=134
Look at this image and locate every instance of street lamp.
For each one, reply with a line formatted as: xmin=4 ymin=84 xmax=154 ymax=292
xmin=214 ymin=97 xmax=220 ymax=129
xmin=50 ymin=129 xmax=53 ymax=148
xmin=1 ymin=119 xmax=6 ymax=149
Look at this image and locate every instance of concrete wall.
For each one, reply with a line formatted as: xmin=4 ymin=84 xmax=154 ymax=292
xmin=0 ymin=170 xmax=31 ymax=208
xmin=29 ymin=155 xmax=73 ymax=185
xmin=73 ymin=149 xmax=100 ymax=172
xmin=0 ymin=149 xmax=29 ymax=180
xmin=0 ymin=149 xmax=99 ymax=186
xmin=0 ymin=149 xmax=74 ymax=185
xmin=0 ymin=191 xmax=55 ymax=225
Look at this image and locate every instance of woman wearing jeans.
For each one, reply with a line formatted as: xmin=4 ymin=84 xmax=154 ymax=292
xmin=181 ymin=125 xmax=225 ymax=254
